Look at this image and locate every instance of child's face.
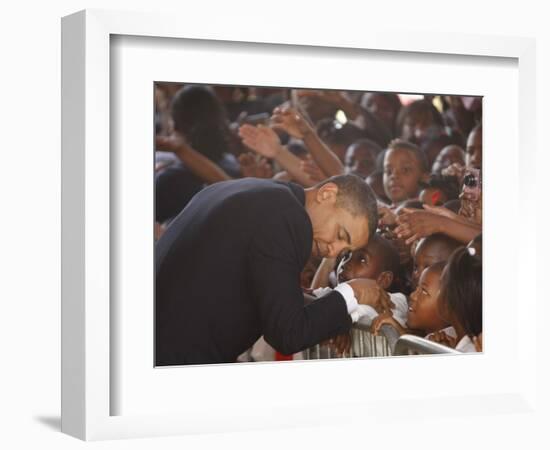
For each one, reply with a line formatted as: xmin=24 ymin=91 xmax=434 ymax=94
xmin=401 ymin=111 xmax=436 ymax=145
xmin=383 ymin=148 xmax=424 ymax=205
xmin=407 ymin=267 xmax=447 ymax=332
xmin=345 ymin=144 xmax=377 ymax=178
xmin=362 ymin=93 xmax=395 ymax=129
xmin=337 ymin=246 xmax=384 ymax=283
xmin=431 ymin=145 xmax=465 ymax=174
xmin=412 ymin=239 xmax=448 ymax=288
xmin=466 ymin=127 xmax=482 ymax=169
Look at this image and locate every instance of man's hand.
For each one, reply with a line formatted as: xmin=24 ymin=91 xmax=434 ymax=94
xmin=328 ymin=332 xmax=352 ymax=356
xmin=238 ymin=124 xmax=283 ymax=159
xmin=345 ymin=278 xmax=394 ymax=313
xmin=270 ymin=106 xmax=312 ymax=139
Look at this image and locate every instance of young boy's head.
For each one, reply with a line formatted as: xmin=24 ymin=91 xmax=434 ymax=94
xmin=419 ymin=174 xmax=460 ymax=206
xmin=337 ymin=233 xmax=400 ymax=290
xmin=344 ymin=138 xmax=382 ymax=178
xmin=316 ymin=119 xmax=366 ymax=162
xmin=439 ymin=246 xmax=483 ymax=338
xmin=412 ymin=233 xmax=461 ymax=288
xmin=431 ymin=145 xmax=465 ymax=175
xmin=466 ymin=124 xmax=482 ymax=169
xmin=383 ymin=139 xmax=429 ymax=205
xmin=360 ymin=92 xmax=402 ymax=132
xmin=397 ymin=99 xmax=444 ymax=145
xmin=407 ymin=261 xmax=448 ymax=333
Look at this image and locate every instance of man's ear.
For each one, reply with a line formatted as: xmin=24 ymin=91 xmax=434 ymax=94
xmin=377 ymin=271 xmax=394 ymax=290
xmin=316 ymin=182 xmax=339 ymax=204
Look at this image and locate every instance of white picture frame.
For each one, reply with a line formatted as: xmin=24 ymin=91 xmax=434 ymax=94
xmin=61 ymin=9 xmax=538 ymax=441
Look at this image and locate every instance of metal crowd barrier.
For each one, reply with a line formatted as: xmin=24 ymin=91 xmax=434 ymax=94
xmin=302 ymin=321 xmax=459 ymax=360
xmin=393 ymin=335 xmax=461 ymax=356
xmin=302 ymin=320 xmax=401 ymax=359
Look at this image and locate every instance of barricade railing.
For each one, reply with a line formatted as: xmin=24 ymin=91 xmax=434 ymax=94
xmin=302 ymin=319 xmax=401 ymax=359
xmin=302 ymin=321 xmax=460 ymax=360
xmin=393 ymin=335 xmax=461 ymax=356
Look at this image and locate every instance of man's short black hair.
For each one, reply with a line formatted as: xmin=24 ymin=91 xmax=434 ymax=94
xmin=315 ymin=174 xmax=379 ymax=239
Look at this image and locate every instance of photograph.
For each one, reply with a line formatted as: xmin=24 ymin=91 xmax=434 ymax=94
xmin=153 ymin=83 xmax=483 ymax=366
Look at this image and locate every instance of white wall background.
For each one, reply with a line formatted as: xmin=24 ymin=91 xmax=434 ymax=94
xmin=0 ymin=0 xmax=548 ymax=448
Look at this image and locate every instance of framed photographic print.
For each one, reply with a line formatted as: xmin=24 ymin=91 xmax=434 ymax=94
xmin=61 ymin=8 xmax=537 ymax=441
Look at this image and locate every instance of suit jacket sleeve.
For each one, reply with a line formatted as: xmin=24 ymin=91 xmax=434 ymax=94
xmin=247 ymin=207 xmax=352 ymax=355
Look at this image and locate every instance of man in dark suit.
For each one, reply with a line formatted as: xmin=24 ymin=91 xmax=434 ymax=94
xmin=155 ymin=174 xmax=380 ymax=365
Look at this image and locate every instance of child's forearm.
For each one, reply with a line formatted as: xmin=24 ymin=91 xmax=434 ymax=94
xmin=302 ymin=127 xmax=345 ymax=177
xmin=274 ymin=147 xmax=317 ymax=187
xmin=440 ymin=216 xmax=482 ymax=244
xmin=175 ymin=144 xmax=232 ymax=184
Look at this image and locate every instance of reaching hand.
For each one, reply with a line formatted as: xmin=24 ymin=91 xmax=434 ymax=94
xmin=155 ymin=132 xmax=188 ymax=153
xmin=295 ymin=89 xmax=346 ymax=106
xmin=427 ymin=330 xmax=457 ymax=348
xmin=371 ymin=311 xmax=405 ymax=336
xmin=378 ymin=205 xmax=398 ymax=228
xmin=238 ymin=124 xmax=283 ymax=159
xmin=238 ymin=153 xmax=274 ymax=179
xmin=328 ymin=332 xmax=352 ymax=356
xmin=442 ymin=163 xmax=465 ymax=182
xmin=422 ymin=203 xmax=459 ymax=220
xmin=270 ymin=106 xmax=312 ymax=139
xmin=395 ymin=208 xmax=445 ymax=245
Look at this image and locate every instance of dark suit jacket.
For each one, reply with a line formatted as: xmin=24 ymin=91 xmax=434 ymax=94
xmin=155 ymin=178 xmax=351 ymax=365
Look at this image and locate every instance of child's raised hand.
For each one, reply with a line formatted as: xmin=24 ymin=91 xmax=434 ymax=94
xmin=422 ymin=203 xmax=459 ymax=220
xmin=295 ymin=89 xmax=346 ymax=106
xmin=378 ymin=205 xmax=398 ymax=228
xmin=155 ymin=132 xmax=188 ymax=153
xmin=238 ymin=153 xmax=273 ymax=179
xmin=395 ymin=209 xmax=444 ymax=244
xmin=270 ymin=106 xmax=312 ymax=139
xmin=371 ymin=312 xmax=404 ymax=336
xmin=238 ymin=124 xmax=283 ymax=159
xmin=441 ymin=162 xmax=465 ymax=182
xmin=427 ymin=330 xmax=457 ymax=348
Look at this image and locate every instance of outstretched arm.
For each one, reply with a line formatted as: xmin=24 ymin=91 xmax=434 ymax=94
xmin=395 ymin=208 xmax=481 ymax=244
xmin=156 ymin=134 xmax=231 ymax=184
xmin=271 ymin=106 xmax=345 ymax=177
xmin=238 ymin=124 xmax=316 ymax=187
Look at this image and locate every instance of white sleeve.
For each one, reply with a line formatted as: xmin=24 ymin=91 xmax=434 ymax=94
xmin=389 ymin=292 xmax=409 ymax=328
xmin=334 ymin=283 xmax=358 ymax=314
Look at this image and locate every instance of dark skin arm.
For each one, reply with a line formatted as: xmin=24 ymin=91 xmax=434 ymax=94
xmin=395 ymin=208 xmax=481 ymax=245
xmin=156 ymin=134 xmax=231 ymax=184
xmin=270 ymin=106 xmax=345 ymax=177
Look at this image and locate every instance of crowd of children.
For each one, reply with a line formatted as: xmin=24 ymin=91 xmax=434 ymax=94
xmin=155 ymin=83 xmax=483 ymax=356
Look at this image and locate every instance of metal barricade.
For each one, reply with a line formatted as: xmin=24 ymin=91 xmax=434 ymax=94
xmin=302 ymin=320 xmax=401 ymax=360
xmin=393 ymin=335 xmax=461 ymax=356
